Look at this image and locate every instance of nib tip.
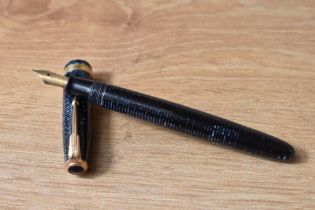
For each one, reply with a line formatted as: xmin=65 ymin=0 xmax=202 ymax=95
xmin=32 ymin=69 xmax=68 ymax=88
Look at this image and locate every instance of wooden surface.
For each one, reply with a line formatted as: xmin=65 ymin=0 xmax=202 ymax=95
xmin=0 ymin=0 xmax=314 ymax=209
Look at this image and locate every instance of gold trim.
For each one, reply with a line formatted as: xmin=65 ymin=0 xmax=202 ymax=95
xmin=65 ymin=98 xmax=88 ymax=175
xmin=65 ymin=159 xmax=88 ymax=175
xmin=64 ymin=63 xmax=93 ymax=75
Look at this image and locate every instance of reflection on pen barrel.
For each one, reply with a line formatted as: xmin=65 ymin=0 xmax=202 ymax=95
xmin=63 ymin=60 xmax=93 ymax=175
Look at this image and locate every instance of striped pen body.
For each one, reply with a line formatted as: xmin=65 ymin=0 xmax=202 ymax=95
xmin=66 ymin=77 xmax=294 ymax=161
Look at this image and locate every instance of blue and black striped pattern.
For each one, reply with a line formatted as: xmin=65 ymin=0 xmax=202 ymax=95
xmin=82 ymin=80 xmax=293 ymax=161
xmin=89 ymin=82 xmax=240 ymax=146
xmin=63 ymin=69 xmax=92 ymax=161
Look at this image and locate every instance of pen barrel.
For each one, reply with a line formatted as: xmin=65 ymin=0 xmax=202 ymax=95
xmin=63 ymin=60 xmax=92 ymax=174
xmin=67 ymin=77 xmax=294 ymax=161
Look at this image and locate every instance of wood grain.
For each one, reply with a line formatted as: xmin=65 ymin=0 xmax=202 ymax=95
xmin=0 ymin=0 xmax=314 ymax=209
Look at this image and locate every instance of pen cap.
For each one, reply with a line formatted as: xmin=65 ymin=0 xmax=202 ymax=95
xmin=63 ymin=59 xmax=93 ymax=175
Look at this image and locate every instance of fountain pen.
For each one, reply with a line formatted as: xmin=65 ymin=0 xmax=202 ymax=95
xmin=33 ymin=69 xmax=295 ymax=161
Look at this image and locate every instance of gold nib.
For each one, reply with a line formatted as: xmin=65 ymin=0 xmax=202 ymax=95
xmin=32 ymin=69 xmax=68 ymax=88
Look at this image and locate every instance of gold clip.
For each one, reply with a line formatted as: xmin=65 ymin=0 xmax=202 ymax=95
xmin=64 ymin=97 xmax=88 ymax=174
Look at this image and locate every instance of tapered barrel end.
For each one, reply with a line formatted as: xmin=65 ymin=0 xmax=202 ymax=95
xmin=267 ymin=140 xmax=295 ymax=162
xmin=281 ymin=143 xmax=295 ymax=162
xmin=236 ymin=130 xmax=295 ymax=162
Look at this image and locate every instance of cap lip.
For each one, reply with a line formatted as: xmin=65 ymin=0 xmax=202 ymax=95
xmin=65 ymin=159 xmax=88 ymax=175
xmin=64 ymin=59 xmax=93 ymax=75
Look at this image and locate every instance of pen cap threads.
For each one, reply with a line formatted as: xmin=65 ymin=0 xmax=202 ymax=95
xmin=63 ymin=60 xmax=93 ymax=175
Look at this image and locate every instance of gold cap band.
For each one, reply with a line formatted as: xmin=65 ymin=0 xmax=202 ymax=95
xmin=64 ymin=62 xmax=93 ymax=75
